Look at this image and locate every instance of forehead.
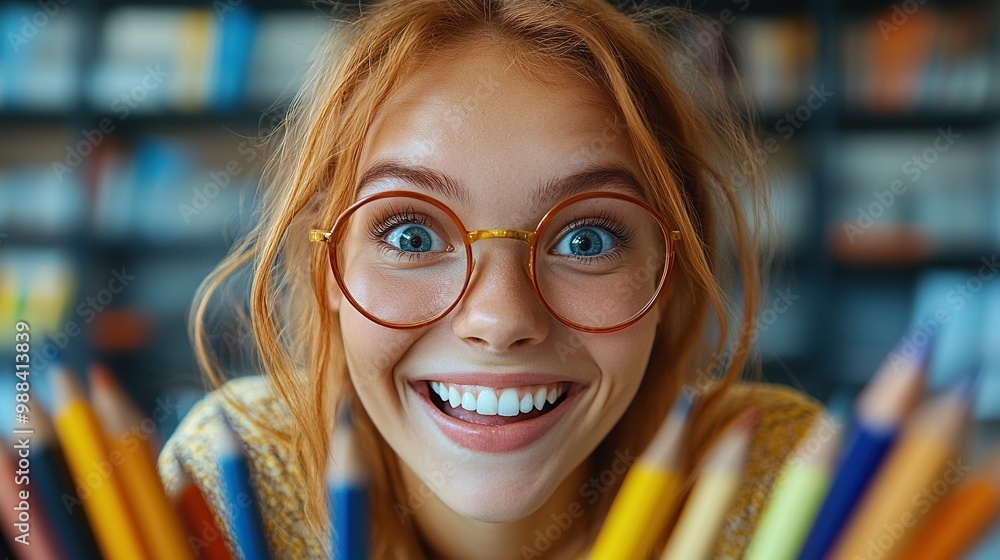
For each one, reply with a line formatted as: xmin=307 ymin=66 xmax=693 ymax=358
xmin=356 ymin=41 xmax=641 ymax=223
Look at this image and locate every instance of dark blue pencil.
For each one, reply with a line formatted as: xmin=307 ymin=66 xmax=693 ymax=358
xmin=218 ymin=412 xmax=271 ymax=560
xmin=797 ymin=333 xmax=934 ymax=560
xmin=327 ymin=404 xmax=369 ymax=560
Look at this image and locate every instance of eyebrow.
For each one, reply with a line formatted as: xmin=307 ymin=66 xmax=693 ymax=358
xmin=356 ymin=160 xmax=646 ymax=214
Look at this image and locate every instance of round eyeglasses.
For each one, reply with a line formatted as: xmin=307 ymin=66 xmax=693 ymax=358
xmin=310 ymin=190 xmax=681 ymax=333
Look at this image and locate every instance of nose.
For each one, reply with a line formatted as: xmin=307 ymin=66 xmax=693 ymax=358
xmin=450 ymin=240 xmax=550 ymax=352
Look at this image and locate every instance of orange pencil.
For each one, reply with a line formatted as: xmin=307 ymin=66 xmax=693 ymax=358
xmin=90 ymin=364 xmax=195 ymax=560
xmin=0 ymin=435 xmax=64 ymax=559
xmin=49 ymin=363 xmax=147 ymax=560
xmin=829 ymin=374 xmax=976 ymax=560
xmin=171 ymin=452 xmax=235 ymax=560
xmin=896 ymin=448 xmax=1000 ymax=560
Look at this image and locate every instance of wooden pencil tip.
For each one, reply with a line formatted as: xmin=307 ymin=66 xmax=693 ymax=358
xmin=731 ymin=407 xmax=758 ymax=433
xmin=338 ymin=401 xmax=354 ymax=430
xmin=49 ymin=361 xmax=83 ymax=409
xmin=218 ymin=409 xmax=246 ymax=457
xmin=88 ymin=362 xmax=116 ymax=393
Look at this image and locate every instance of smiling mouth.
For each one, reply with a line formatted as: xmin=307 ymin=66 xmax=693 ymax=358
xmin=417 ymin=380 xmax=571 ymax=427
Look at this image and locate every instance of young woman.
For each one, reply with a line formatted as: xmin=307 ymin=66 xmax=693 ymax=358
xmin=159 ymin=1 xmax=821 ymax=558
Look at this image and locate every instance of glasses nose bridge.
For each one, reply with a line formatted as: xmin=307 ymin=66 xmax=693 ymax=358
xmin=465 ymin=228 xmax=536 ymax=276
xmin=466 ymin=228 xmax=535 ymax=245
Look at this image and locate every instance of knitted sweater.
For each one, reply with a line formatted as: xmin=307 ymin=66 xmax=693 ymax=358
xmin=158 ymin=376 xmax=822 ymax=559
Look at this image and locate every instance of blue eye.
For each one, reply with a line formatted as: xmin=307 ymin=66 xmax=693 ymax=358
xmin=554 ymin=227 xmax=617 ymax=257
xmin=385 ymin=225 xmax=446 ymax=253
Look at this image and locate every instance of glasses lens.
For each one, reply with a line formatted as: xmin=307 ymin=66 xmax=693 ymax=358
xmin=335 ymin=196 xmax=468 ymax=326
xmin=534 ymin=196 xmax=668 ymax=330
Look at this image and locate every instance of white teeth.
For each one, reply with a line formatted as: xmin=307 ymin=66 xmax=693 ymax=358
xmin=476 ymin=390 xmax=498 ymax=415
xmin=497 ymin=389 xmax=520 ymax=417
xmin=534 ymin=388 xmax=547 ymax=411
xmin=461 ymin=392 xmax=477 ymax=411
xmin=519 ymin=393 xmax=534 ymax=413
xmin=428 ymin=381 xmax=569 ymax=417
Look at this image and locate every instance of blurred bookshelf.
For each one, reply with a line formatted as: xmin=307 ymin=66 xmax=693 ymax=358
xmin=1 ymin=0 xmax=999 ymax=437
xmin=716 ymin=0 xmax=1000 ymax=424
xmin=0 ymin=0 xmax=331 ymax=434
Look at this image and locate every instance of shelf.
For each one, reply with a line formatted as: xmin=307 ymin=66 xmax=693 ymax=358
xmin=838 ymin=110 xmax=1000 ymax=131
xmin=96 ymin=0 xmax=323 ymax=11
xmin=0 ymin=108 xmax=283 ymax=129
xmin=837 ymin=0 xmax=994 ymax=15
xmin=833 ymin=253 xmax=999 ymax=273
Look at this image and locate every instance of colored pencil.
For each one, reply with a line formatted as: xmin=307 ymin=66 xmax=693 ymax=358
xmin=218 ymin=412 xmax=271 ymax=560
xmin=829 ymin=372 xmax=976 ymax=560
xmin=26 ymin=399 xmax=102 ymax=559
xmin=590 ymin=391 xmax=692 ymax=560
xmin=327 ymin=404 xmax=370 ymax=560
xmin=893 ymin=446 xmax=1000 ymax=560
xmin=49 ymin=362 xmax=147 ymax=560
xmin=171 ymin=451 xmax=235 ymax=560
xmin=744 ymin=413 xmax=842 ymax=560
xmin=90 ymin=364 xmax=196 ymax=560
xmin=0 ymin=434 xmax=64 ymax=559
xmin=659 ymin=409 xmax=755 ymax=560
xmin=797 ymin=334 xmax=932 ymax=560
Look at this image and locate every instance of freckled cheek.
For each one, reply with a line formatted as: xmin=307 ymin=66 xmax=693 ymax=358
xmin=340 ymin=312 xmax=414 ymax=398
xmin=589 ymin=332 xmax=656 ymax=398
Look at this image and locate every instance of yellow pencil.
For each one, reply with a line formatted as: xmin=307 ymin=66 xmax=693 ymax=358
xmin=590 ymin=392 xmax=693 ymax=560
xmin=50 ymin=362 xmax=147 ymax=560
xmin=829 ymin=374 xmax=976 ymax=560
xmin=744 ymin=413 xmax=841 ymax=560
xmin=90 ymin=364 xmax=195 ymax=560
xmin=659 ymin=409 xmax=755 ymax=560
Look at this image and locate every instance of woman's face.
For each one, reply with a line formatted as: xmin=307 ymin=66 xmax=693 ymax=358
xmin=333 ymin=43 xmax=662 ymax=522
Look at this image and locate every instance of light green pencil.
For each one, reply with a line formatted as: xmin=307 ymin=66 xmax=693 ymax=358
xmin=744 ymin=413 xmax=841 ymax=560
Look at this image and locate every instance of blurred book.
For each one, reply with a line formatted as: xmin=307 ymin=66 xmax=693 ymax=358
xmin=730 ymin=16 xmax=817 ymax=113
xmin=0 ymin=250 xmax=74 ymax=343
xmin=829 ymin=132 xmax=993 ymax=263
xmin=0 ymin=3 xmax=80 ymax=110
xmin=842 ymin=6 xmax=999 ymax=115
xmin=81 ymin=6 xmax=325 ymax=115
xmin=0 ymin=164 xmax=85 ymax=236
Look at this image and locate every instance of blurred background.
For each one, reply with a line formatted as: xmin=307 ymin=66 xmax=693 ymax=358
xmin=0 ymin=0 xmax=998 ymax=470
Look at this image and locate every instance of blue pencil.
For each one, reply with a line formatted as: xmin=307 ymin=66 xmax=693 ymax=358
xmin=327 ymin=404 xmax=369 ymax=560
xmin=219 ymin=412 xmax=271 ymax=560
xmin=797 ymin=332 xmax=934 ymax=560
